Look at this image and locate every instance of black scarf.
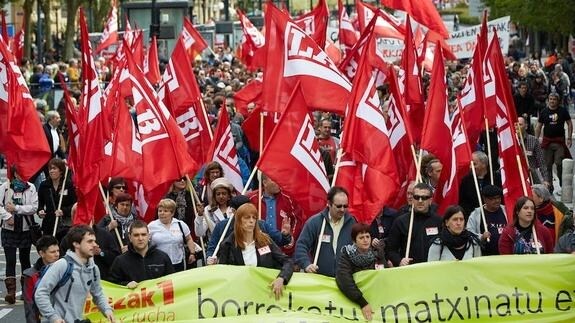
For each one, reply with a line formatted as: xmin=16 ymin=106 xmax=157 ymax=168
xmin=440 ymin=228 xmax=474 ymax=258
xmin=342 ymin=244 xmax=376 ymax=269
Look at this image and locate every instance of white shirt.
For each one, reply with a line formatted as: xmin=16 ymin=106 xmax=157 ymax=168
xmin=241 ymin=241 xmax=257 ymax=266
xmin=148 ymin=218 xmax=190 ymax=265
xmin=329 ymin=215 xmax=344 ymax=254
xmin=195 ymin=205 xmax=234 ymax=237
xmin=50 ymin=125 xmax=59 ymax=154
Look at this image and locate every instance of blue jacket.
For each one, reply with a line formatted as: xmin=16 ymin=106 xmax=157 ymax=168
xmin=295 ymin=209 xmax=356 ymax=277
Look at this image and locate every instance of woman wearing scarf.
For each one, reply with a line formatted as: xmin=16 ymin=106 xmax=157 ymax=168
xmin=0 ymin=165 xmax=38 ymax=304
xmin=428 ymin=205 xmax=482 ymax=261
xmin=532 ymin=184 xmax=568 ymax=245
xmin=37 ymin=158 xmax=76 ymax=240
xmin=97 ymin=192 xmax=135 ymax=254
xmin=499 ymin=197 xmax=554 ymax=255
xmin=165 ymin=177 xmax=202 ymax=232
xmin=336 ymin=223 xmax=387 ymax=321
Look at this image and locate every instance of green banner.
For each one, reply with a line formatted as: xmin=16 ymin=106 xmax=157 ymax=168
xmin=84 ymin=255 xmax=575 ymax=322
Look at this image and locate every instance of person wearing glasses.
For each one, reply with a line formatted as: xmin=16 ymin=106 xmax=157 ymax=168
xmin=385 ymin=183 xmax=442 ymax=267
xmin=295 ymin=187 xmax=356 ymax=277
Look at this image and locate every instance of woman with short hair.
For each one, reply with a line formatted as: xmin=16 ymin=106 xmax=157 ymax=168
xmin=148 ymin=199 xmax=198 ymax=271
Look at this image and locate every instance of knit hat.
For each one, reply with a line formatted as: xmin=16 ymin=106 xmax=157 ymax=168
xmin=481 ymin=185 xmax=503 ymax=198
xmin=230 ymin=195 xmax=251 ymax=210
xmin=210 ymin=177 xmax=234 ymax=191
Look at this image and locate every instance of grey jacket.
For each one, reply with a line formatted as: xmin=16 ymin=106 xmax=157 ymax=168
xmin=427 ymin=238 xmax=482 ymax=261
xmin=34 ymin=250 xmax=112 ymax=323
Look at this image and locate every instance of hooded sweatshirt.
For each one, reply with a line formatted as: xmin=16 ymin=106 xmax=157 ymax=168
xmin=34 ymin=250 xmax=112 ymax=323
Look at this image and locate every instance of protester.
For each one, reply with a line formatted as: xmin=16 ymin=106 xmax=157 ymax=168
xmin=35 ymin=225 xmax=115 ymax=323
xmin=195 ymin=177 xmax=234 ymax=239
xmin=335 ymin=223 xmax=386 ymax=321
xmin=317 ymin=118 xmax=340 ymax=165
xmin=428 ymin=205 xmax=482 ymax=261
xmin=1 ymin=165 xmax=38 ymax=304
xmin=165 ymin=177 xmax=201 ymax=230
xmin=97 ymin=192 xmax=135 ymax=252
xmin=197 ymin=161 xmax=224 ymax=204
xmin=458 ymin=151 xmax=500 ymax=217
xmin=498 ymin=197 xmax=554 ymax=254
xmin=422 ymin=159 xmax=442 ymax=192
xmin=218 ymin=203 xmax=293 ymax=300
xmin=295 ymin=186 xmax=356 ymax=277
xmin=207 ymin=196 xmax=292 ymax=259
xmin=534 ymin=92 xmax=573 ymax=193
xmin=531 ymin=184 xmax=569 ymax=243
xmin=37 ymin=158 xmax=76 ymax=239
xmin=386 ymin=183 xmax=442 ymax=266
xmin=149 ymin=199 xmax=198 ymax=271
xmin=466 ymin=185 xmax=508 ymax=255
xmin=23 ymin=236 xmax=60 ymax=323
xmin=554 ymin=214 xmax=575 ymax=253
xmin=518 ymin=117 xmax=549 ymax=186
xmin=247 ymin=172 xmax=303 ymax=255
xmin=109 ymin=220 xmax=174 ymax=288
xmin=369 ymin=206 xmax=398 ymax=250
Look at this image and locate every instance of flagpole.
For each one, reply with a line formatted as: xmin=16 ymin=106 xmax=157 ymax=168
xmin=515 ymin=154 xmax=539 ymax=255
xmin=331 ymin=148 xmax=344 ymax=187
xmin=485 ymin=118 xmax=495 ymax=185
xmin=258 ymin=112 xmax=264 ymax=220
xmin=410 ymin=145 xmax=420 ymax=182
xmin=405 ymin=149 xmax=423 ymax=260
xmin=199 ymin=99 xmax=214 ymax=140
xmin=186 ymin=175 xmax=207 ymax=263
xmin=243 ymin=166 xmax=259 ymax=195
xmin=52 ymin=166 xmax=70 ymax=237
xmin=470 ymin=160 xmax=490 ymax=242
xmin=98 ymin=183 xmax=125 ymax=249
xmin=515 ymin=123 xmax=534 ymax=184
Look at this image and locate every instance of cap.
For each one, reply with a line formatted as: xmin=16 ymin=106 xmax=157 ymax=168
xmin=210 ymin=177 xmax=234 ymax=191
xmin=481 ymin=185 xmax=503 ymax=198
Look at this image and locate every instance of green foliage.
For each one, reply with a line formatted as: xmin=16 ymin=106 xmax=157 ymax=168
xmin=455 ymin=2 xmax=469 ymax=9
xmin=458 ymin=15 xmax=480 ymax=25
xmin=483 ymin=0 xmax=575 ymax=35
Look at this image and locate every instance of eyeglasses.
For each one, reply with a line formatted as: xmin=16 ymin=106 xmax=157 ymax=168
xmin=178 ymin=177 xmax=186 ymax=182
xmin=413 ymin=195 xmax=432 ymax=201
xmin=113 ymin=185 xmax=126 ymax=190
xmin=333 ymin=204 xmax=349 ymax=209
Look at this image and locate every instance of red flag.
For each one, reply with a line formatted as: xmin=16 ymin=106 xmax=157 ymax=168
xmin=387 ymin=66 xmax=417 ymax=208
xmin=335 ymin=154 xmax=396 ymax=224
xmin=257 ymin=83 xmax=329 ymax=216
xmin=419 ymin=44 xmax=461 ymax=214
xmin=60 ymin=78 xmax=80 ymax=174
xmin=293 ymin=0 xmax=329 ymax=49
xmin=356 ymin=1 xmax=405 ymax=39
xmin=182 ymin=17 xmax=208 ymax=58
xmin=144 ymin=36 xmax=161 ymax=85
xmin=95 ymin=0 xmax=119 ymax=54
xmin=400 ymin=16 xmax=424 ymax=106
xmin=241 ymin=107 xmax=279 ymax=152
xmin=0 ymin=10 xmax=8 ymax=44
xmin=459 ymin=34 xmax=486 ymax=147
xmin=158 ymin=36 xmax=212 ymax=166
xmin=124 ymin=40 xmax=199 ymax=193
xmin=207 ymin=106 xmax=244 ymax=193
xmin=263 ymin=3 xmax=351 ymax=114
xmin=233 ymin=79 xmax=263 ymax=117
xmin=236 ymin=9 xmax=266 ymax=71
xmin=337 ymin=0 xmax=359 ymax=58
xmin=486 ymin=31 xmax=531 ymax=219
xmin=480 ymin=15 xmax=497 ymax=128
xmin=381 ymin=0 xmax=449 ymax=38
xmin=0 ymin=42 xmax=51 ymax=181
xmin=12 ymin=26 xmax=24 ymax=64
xmin=340 ymin=32 xmax=399 ymax=183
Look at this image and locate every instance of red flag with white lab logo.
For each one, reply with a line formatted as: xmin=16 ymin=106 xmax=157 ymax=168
xmin=236 ymin=9 xmax=266 ymax=71
xmin=293 ymin=0 xmax=329 ymax=49
xmin=337 ymin=0 xmax=359 ymax=58
xmin=257 ymin=82 xmax=329 ymax=217
xmin=95 ymin=0 xmax=119 ymax=54
xmin=356 ymin=1 xmax=405 ymax=39
xmin=263 ymin=3 xmax=351 ymax=114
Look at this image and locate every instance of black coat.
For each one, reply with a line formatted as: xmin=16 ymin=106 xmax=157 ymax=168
xmin=109 ymin=244 xmax=174 ymax=286
xmin=219 ymin=233 xmax=294 ymax=284
xmin=37 ymin=179 xmax=76 ymax=236
xmin=336 ymin=246 xmax=386 ymax=308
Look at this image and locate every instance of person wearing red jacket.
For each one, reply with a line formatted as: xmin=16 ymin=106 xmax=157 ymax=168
xmin=499 ymin=196 xmax=554 ymax=255
xmin=248 ymin=172 xmax=304 ymax=256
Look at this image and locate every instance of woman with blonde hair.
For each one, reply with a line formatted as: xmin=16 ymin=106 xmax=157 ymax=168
xmin=149 ymin=199 xmax=198 ymax=271
xmin=218 ymin=203 xmax=293 ymax=300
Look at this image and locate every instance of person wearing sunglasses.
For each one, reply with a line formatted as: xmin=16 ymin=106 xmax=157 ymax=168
xmin=295 ymin=186 xmax=356 ymax=277
xmin=385 ymin=183 xmax=442 ymax=267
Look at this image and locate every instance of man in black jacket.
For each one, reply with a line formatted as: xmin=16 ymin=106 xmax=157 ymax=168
xmin=109 ymin=220 xmax=174 ymax=288
xmin=385 ymin=183 xmax=442 ymax=267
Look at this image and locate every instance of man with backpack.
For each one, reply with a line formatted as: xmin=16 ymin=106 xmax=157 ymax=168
xmin=34 ymin=225 xmax=115 ymax=323
xmin=22 ymin=235 xmax=60 ymax=323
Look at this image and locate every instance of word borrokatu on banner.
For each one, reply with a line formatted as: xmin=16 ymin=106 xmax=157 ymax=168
xmin=84 ymin=255 xmax=575 ymax=322
xmin=374 ymin=16 xmax=510 ymax=62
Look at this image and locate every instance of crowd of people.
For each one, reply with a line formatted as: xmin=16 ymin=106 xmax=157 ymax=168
xmin=1 ymin=39 xmax=575 ymax=322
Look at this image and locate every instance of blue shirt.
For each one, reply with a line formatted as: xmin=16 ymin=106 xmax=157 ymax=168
xmin=263 ymin=194 xmax=277 ymax=230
